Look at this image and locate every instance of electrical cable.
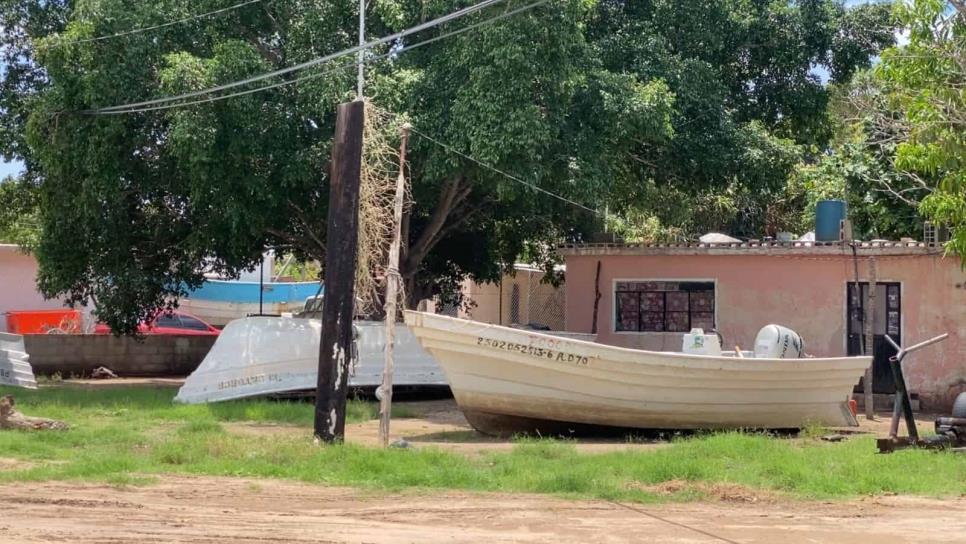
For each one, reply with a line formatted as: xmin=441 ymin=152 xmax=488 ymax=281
xmin=368 ymin=108 xmax=603 ymax=218
xmin=88 ymin=0 xmax=548 ymax=115
xmin=89 ymin=0 xmax=508 ymax=113
xmin=52 ymin=0 xmax=268 ymax=46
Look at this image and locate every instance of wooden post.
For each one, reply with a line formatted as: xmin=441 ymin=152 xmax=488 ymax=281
xmin=378 ymin=124 xmax=410 ymax=447
xmin=590 ymin=260 xmax=602 ymax=335
xmin=863 ymin=256 xmax=877 ymax=420
xmin=315 ymin=100 xmax=365 ymax=443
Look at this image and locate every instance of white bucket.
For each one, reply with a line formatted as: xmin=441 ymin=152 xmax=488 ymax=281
xmin=682 ymin=328 xmax=722 ymax=356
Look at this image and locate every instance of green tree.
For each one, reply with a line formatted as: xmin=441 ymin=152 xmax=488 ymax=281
xmin=0 ymin=176 xmax=40 ymax=247
xmin=874 ymin=0 xmax=965 ymax=256
xmin=584 ymin=0 xmax=896 ymax=239
xmin=0 ymin=0 xmax=71 ymax=170
xmin=2 ymin=0 xmax=896 ymax=332
xmin=9 ymin=0 xmax=675 ymax=331
xmin=773 ymin=71 xmax=934 ymax=240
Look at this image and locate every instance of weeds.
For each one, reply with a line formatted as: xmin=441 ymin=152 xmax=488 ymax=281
xmin=1 ymin=385 xmax=964 ymax=503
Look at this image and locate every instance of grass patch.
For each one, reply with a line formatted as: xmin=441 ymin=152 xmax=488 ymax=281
xmin=1 ymin=385 xmax=964 ymax=503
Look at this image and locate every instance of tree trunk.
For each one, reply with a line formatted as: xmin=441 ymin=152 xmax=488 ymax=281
xmin=0 ymin=396 xmax=68 ymax=431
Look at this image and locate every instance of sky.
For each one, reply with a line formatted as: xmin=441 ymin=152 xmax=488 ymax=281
xmin=0 ymin=0 xmax=899 ymax=180
xmin=0 ymin=160 xmax=22 ymax=179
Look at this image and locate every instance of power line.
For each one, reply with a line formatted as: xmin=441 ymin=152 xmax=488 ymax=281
xmin=86 ymin=0 xmax=548 ymax=115
xmin=374 ymin=109 xmax=602 ymax=217
xmin=410 ymin=126 xmax=603 ymax=216
xmin=89 ymin=0 xmax=508 ymax=113
xmin=52 ymin=0 xmax=268 ymax=46
xmin=607 ymin=501 xmax=742 ymax=544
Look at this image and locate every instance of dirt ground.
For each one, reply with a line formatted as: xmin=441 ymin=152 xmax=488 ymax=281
xmin=6 ymin=384 xmax=961 ymax=543
xmin=2 ymin=475 xmax=965 ymax=544
xmin=227 ymin=397 xmax=940 ymax=456
xmin=221 ymin=398 xmax=678 ymax=455
xmin=348 ymin=399 xmax=675 ymax=454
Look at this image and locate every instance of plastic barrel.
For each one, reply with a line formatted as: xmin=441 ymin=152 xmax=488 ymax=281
xmin=815 ymin=200 xmax=848 ymax=242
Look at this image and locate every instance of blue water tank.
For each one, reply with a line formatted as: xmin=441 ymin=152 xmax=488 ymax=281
xmin=815 ymin=200 xmax=848 ymax=242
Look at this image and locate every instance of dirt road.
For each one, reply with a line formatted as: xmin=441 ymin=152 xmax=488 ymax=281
xmin=2 ymin=476 xmax=964 ymax=544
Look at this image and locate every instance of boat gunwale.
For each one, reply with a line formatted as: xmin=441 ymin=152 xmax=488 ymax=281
xmin=419 ymin=344 xmax=871 ymax=388
xmin=404 ymin=310 xmax=871 ymax=371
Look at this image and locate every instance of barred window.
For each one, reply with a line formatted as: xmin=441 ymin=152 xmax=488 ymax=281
xmin=615 ymin=281 xmax=715 ymax=332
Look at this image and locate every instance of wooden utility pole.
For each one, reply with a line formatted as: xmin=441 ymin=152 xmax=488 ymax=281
xmin=315 ymin=100 xmax=365 ymax=443
xmin=863 ymin=256 xmax=878 ymax=420
xmin=378 ymin=124 xmax=410 ymax=447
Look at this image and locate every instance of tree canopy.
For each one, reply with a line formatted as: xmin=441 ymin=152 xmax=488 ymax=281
xmin=877 ymin=0 xmax=965 ymax=256
xmin=794 ymin=0 xmax=965 ymax=254
xmin=0 ymin=0 xmax=897 ymax=332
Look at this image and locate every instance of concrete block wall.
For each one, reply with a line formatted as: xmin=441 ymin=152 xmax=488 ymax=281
xmin=23 ymin=334 xmax=217 ymax=377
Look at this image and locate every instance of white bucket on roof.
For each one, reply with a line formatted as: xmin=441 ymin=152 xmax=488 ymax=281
xmin=754 ymin=325 xmax=805 ymax=359
xmin=682 ymin=329 xmax=722 ymax=356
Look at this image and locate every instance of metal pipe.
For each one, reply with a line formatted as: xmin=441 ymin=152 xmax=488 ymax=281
xmin=259 ymin=255 xmax=265 ymax=315
xmin=357 ymin=0 xmax=365 ymax=99
xmin=886 ymin=333 xmax=948 ymax=359
xmin=883 ymin=333 xmax=948 ymax=443
xmin=888 ymin=351 xmax=918 ymax=441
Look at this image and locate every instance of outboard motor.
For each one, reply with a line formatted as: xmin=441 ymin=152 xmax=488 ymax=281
xmin=753 ymin=325 xmax=805 ymax=359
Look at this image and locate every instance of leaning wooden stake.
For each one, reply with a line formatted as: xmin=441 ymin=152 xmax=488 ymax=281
xmin=379 ymin=124 xmax=410 ymax=448
xmin=315 ymin=100 xmax=365 ymax=443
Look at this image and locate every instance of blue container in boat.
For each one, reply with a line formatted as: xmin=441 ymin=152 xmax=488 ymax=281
xmin=815 ymin=200 xmax=848 ymax=242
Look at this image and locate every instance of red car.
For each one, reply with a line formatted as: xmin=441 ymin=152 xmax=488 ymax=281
xmin=93 ymin=311 xmax=220 ymax=336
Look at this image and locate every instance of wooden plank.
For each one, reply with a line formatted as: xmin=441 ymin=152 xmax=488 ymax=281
xmin=590 ymin=260 xmax=602 ymax=335
xmin=379 ymin=124 xmax=410 ymax=447
xmin=315 ymin=100 xmax=365 ymax=443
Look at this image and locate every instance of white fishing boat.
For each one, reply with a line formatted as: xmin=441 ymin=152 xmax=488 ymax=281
xmin=0 ymin=333 xmax=38 ymax=389
xmin=174 ymin=316 xmax=446 ymax=404
xmin=404 ymin=311 xmax=871 ymax=433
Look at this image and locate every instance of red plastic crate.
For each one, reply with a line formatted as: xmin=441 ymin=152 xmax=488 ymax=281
xmin=5 ymin=309 xmax=82 ymax=334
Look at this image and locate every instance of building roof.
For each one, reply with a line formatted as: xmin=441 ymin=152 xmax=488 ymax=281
xmin=0 ymin=243 xmax=27 ymax=253
xmin=513 ymin=262 xmax=565 ymax=273
xmin=558 ymin=240 xmax=950 ymax=257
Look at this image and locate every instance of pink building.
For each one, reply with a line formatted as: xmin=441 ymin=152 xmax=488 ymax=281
xmin=0 ymin=244 xmax=69 ymax=331
xmin=560 ymin=241 xmax=966 ymax=411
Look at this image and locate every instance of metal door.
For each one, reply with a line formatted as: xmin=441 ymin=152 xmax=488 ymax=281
xmin=847 ymin=282 xmax=901 ymax=394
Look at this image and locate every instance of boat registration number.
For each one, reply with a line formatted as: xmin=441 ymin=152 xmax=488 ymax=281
xmin=218 ymin=373 xmax=282 ymax=390
xmin=476 ymin=337 xmax=590 ymax=366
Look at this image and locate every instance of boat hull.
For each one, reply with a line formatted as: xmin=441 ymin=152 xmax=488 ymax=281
xmin=0 ymin=333 xmax=37 ymax=389
xmin=404 ymin=311 xmax=870 ymax=431
xmin=178 ymin=299 xmax=307 ymax=327
xmin=174 ymin=316 xmax=446 ymax=404
xmin=181 ymin=280 xmax=321 ymax=327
